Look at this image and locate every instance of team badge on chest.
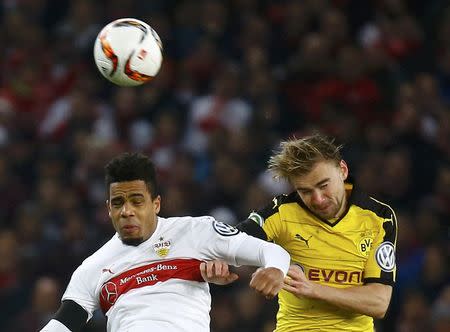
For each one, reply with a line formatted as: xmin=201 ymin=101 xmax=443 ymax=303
xmin=358 ymin=237 xmax=373 ymax=256
xmin=153 ymin=237 xmax=171 ymax=258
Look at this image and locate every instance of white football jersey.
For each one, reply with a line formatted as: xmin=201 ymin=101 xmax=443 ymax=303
xmin=61 ymin=216 xmax=287 ymax=332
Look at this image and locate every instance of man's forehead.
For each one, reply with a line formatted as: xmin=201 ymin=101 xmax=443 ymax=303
xmin=291 ymin=161 xmax=337 ymax=187
xmin=109 ymin=180 xmax=149 ymax=195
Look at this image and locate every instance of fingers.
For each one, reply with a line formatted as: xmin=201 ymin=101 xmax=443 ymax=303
xmin=200 ymin=262 xmax=207 ymax=281
xmin=206 ymin=260 xmax=214 ymax=279
xmin=249 ymin=267 xmax=284 ymax=299
xmin=226 ymin=272 xmax=239 ymax=283
xmin=200 ymin=260 xmax=238 ymax=285
xmin=215 ymin=260 xmax=228 ymax=277
xmin=282 ymin=283 xmax=297 ymax=294
xmin=287 ymin=264 xmax=305 ymax=280
xmin=204 ymin=260 xmax=224 ymax=279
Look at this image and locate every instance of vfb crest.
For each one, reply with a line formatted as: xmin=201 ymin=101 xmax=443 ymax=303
xmin=375 ymin=242 xmax=395 ymax=272
xmin=101 ymin=282 xmax=118 ymax=305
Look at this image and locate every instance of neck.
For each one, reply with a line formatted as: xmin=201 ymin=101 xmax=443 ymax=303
xmin=334 ymin=191 xmax=349 ymax=219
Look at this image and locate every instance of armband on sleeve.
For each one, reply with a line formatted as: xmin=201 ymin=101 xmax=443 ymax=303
xmin=41 ymin=300 xmax=88 ymax=332
xmin=236 ymin=218 xmax=268 ymax=240
xmin=40 ymin=319 xmax=72 ymax=332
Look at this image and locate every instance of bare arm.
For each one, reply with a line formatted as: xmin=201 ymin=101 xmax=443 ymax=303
xmin=283 ymin=265 xmax=392 ymax=319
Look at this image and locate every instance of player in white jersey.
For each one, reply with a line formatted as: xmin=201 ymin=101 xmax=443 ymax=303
xmin=40 ymin=152 xmax=290 ymax=332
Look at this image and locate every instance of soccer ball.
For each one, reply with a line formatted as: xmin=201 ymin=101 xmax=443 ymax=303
xmin=93 ymin=18 xmax=163 ymax=87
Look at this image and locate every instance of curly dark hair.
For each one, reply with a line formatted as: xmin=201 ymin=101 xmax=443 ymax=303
xmin=105 ymin=152 xmax=159 ymax=198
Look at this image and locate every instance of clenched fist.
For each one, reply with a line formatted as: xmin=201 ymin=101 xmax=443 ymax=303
xmin=250 ymin=267 xmax=284 ymax=299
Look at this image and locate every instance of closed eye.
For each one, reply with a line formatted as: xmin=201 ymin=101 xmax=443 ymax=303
xmin=298 ymin=189 xmax=311 ymax=195
xmin=111 ymin=199 xmax=124 ymax=208
xmin=132 ymin=199 xmax=144 ymax=206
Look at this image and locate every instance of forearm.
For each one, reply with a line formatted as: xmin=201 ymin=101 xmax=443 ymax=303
xmin=235 ymin=236 xmax=290 ymax=276
xmin=312 ymin=283 xmax=392 ymax=319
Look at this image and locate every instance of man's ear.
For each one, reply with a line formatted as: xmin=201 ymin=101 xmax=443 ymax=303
xmin=106 ymin=200 xmax=111 ymax=218
xmin=340 ymin=160 xmax=349 ymax=180
xmin=153 ymin=195 xmax=161 ymax=214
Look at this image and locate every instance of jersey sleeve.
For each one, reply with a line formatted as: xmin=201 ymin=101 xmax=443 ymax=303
xmin=246 ymin=196 xmax=284 ymax=242
xmin=61 ymin=260 xmax=100 ymax=321
xmin=195 ymin=216 xmax=289 ymax=274
xmin=195 ymin=216 xmax=251 ymax=265
xmin=363 ymin=211 xmax=398 ymax=285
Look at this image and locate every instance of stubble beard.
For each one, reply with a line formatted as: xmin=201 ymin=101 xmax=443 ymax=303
xmin=121 ymin=237 xmax=145 ymax=246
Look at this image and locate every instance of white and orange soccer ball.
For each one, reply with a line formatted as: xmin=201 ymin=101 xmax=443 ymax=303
xmin=93 ymin=18 xmax=163 ymax=87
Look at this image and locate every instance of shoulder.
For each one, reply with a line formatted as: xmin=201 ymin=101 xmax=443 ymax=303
xmin=165 ymin=215 xmax=241 ymax=237
xmin=351 ymin=189 xmax=398 ymax=238
xmin=161 ymin=215 xmax=216 ymax=229
xmin=252 ymin=192 xmax=300 ymax=219
xmin=79 ymin=234 xmax=122 ymax=269
xmin=160 ymin=215 xmax=217 ymax=233
xmin=351 ymin=190 xmax=397 ymax=220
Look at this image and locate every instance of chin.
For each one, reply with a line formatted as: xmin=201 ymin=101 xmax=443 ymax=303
xmin=121 ymin=237 xmax=144 ymax=246
xmin=315 ymin=209 xmax=336 ymax=220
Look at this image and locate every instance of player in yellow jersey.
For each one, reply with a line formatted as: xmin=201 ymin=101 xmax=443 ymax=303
xmin=201 ymin=134 xmax=397 ymax=331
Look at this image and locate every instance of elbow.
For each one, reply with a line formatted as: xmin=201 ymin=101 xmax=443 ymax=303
xmin=373 ymin=308 xmax=387 ymax=319
xmin=371 ymin=300 xmax=389 ymax=319
xmin=367 ymin=284 xmax=392 ymax=319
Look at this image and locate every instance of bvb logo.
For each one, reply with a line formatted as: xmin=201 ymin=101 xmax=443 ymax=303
xmin=358 ymin=237 xmax=373 ymax=256
xmin=101 ymin=282 xmax=118 ymax=305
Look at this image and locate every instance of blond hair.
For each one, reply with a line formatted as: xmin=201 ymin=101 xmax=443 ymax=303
xmin=268 ymin=134 xmax=343 ymax=180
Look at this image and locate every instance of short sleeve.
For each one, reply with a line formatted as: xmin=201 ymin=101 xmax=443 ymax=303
xmin=62 ymin=262 xmax=100 ymax=321
xmin=364 ymin=212 xmax=397 ymax=285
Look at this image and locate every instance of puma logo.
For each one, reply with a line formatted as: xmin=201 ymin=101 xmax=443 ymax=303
xmin=295 ymin=233 xmax=312 ymax=247
xmin=102 ymin=268 xmax=114 ymax=274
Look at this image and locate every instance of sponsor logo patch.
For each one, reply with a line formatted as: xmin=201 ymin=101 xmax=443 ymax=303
xmin=375 ymin=242 xmax=395 ymax=272
xmin=99 ymin=259 xmax=204 ymax=313
xmin=213 ymin=220 xmax=239 ymax=236
xmin=101 ymin=282 xmax=118 ymax=305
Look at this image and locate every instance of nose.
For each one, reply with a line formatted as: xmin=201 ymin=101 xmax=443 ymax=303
xmin=120 ymin=202 xmax=135 ymax=217
xmin=311 ymin=190 xmax=326 ymax=206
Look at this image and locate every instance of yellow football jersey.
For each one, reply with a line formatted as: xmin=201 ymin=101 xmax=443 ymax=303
xmin=246 ymin=183 xmax=397 ymax=332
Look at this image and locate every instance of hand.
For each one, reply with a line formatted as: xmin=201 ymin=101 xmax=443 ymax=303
xmin=200 ymin=260 xmax=239 ymax=285
xmin=283 ymin=264 xmax=316 ymax=298
xmin=249 ymin=267 xmax=284 ymax=299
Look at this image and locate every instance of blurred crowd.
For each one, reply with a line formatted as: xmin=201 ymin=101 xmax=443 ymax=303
xmin=0 ymin=0 xmax=449 ymax=331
